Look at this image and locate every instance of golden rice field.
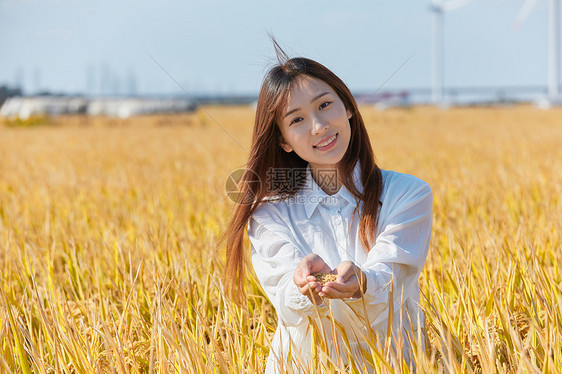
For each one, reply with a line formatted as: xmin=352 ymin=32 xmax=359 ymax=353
xmin=0 ymin=105 xmax=561 ymax=373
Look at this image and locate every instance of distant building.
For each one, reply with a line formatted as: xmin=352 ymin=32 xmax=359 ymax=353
xmin=354 ymin=91 xmax=410 ymax=107
xmin=86 ymin=97 xmax=196 ymax=118
xmin=0 ymin=85 xmax=23 ymax=108
xmin=0 ymin=96 xmax=87 ymax=119
xmin=0 ymin=96 xmax=197 ymax=119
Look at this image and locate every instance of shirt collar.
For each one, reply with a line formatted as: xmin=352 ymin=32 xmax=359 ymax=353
xmin=301 ymin=160 xmax=362 ymax=219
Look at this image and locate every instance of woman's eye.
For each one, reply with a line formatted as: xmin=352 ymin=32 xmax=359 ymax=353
xmin=319 ymin=102 xmax=331 ymax=109
xmin=290 ymin=117 xmax=303 ymax=125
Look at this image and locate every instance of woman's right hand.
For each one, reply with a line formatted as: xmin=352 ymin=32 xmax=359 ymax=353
xmin=293 ymin=254 xmax=331 ymax=305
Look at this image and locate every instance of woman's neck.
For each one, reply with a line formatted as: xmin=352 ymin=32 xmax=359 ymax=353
xmin=310 ymin=167 xmax=342 ymax=196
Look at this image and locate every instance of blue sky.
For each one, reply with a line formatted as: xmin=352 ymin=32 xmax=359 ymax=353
xmin=0 ymin=0 xmax=553 ymax=96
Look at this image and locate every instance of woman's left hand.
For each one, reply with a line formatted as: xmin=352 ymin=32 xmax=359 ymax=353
xmin=318 ymin=260 xmax=367 ymax=299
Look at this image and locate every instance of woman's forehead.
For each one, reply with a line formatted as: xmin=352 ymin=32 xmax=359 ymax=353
xmin=285 ymin=76 xmax=335 ymax=106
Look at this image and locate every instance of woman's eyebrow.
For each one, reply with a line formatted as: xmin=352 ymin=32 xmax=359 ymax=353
xmin=283 ymin=92 xmax=331 ymax=119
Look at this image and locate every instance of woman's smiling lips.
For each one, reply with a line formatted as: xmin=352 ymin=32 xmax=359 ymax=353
xmin=313 ymin=133 xmax=338 ymax=150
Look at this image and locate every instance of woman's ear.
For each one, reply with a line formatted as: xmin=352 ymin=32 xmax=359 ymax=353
xmin=347 ymin=109 xmax=353 ymax=120
xmin=279 ymin=137 xmax=293 ymax=153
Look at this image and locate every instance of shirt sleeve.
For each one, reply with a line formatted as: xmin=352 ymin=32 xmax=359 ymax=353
xmin=346 ymin=177 xmax=433 ymax=327
xmin=248 ymin=212 xmax=328 ymax=327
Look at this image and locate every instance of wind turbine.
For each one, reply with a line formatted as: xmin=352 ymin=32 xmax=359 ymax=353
xmin=430 ymin=0 xmax=478 ymax=106
xmin=514 ymin=0 xmax=560 ymax=102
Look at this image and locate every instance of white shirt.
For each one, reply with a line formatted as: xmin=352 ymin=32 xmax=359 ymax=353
xmin=248 ymin=161 xmax=432 ymax=373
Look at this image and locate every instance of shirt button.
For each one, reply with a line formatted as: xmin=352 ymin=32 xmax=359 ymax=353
xmin=335 ymin=217 xmax=342 ymax=225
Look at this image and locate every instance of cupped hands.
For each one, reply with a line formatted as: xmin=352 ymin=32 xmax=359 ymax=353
xmin=293 ymin=255 xmax=367 ymax=304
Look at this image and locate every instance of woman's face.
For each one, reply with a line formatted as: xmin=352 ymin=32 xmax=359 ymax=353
xmin=277 ymin=75 xmax=352 ymax=172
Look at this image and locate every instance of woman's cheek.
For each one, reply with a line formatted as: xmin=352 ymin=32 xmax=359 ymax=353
xmin=327 ymin=109 xmax=344 ymax=122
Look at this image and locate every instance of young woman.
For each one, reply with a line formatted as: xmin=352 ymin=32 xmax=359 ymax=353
xmin=222 ymin=43 xmax=433 ymax=372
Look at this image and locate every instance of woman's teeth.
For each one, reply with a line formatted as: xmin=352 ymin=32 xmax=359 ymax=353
xmin=315 ymin=134 xmax=336 ymax=148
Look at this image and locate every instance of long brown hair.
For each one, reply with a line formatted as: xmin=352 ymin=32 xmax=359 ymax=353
xmin=219 ymin=41 xmax=383 ymax=302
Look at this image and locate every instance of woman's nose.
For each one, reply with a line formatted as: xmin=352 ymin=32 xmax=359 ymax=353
xmin=311 ymin=115 xmax=328 ymax=135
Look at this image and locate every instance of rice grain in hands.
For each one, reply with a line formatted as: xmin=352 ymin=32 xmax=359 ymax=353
xmin=312 ymin=273 xmax=337 ymax=285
